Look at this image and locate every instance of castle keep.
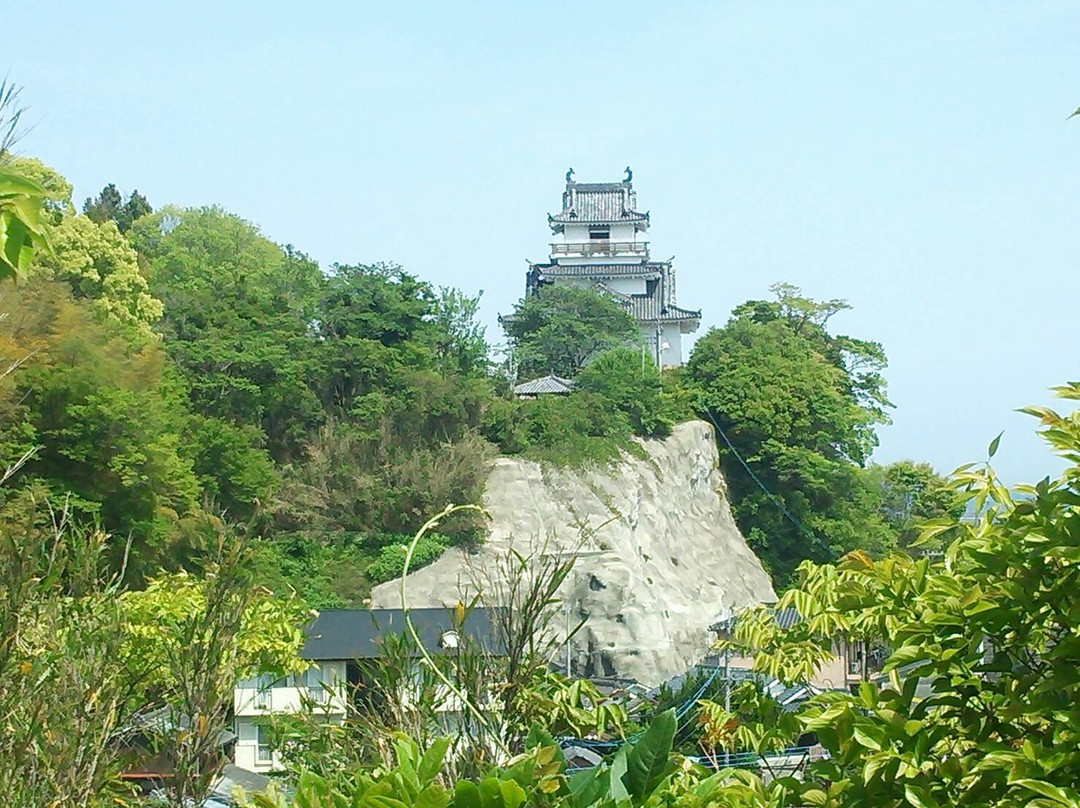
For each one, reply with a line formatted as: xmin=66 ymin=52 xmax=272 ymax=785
xmin=524 ymin=169 xmax=701 ymax=367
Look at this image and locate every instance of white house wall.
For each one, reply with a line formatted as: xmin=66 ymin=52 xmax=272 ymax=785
xmin=233 ymin=661 xmax=348 ymax=773
xmin=605 ymin=277 xmax=647 ymax=296
xmin=640 ymin=324 xmax=684 ymax=368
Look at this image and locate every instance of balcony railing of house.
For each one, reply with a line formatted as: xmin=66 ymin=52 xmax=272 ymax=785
xmin=551 ymin=241 xmax=649 ymax=257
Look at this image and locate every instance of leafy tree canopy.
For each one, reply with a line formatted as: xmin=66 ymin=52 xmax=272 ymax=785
xmin=83 ymin=182 xmax=152 ymax=233
xmin=687 ymin=284 xmax=895 ymax=586
xmin=722 ymin=385 xmax=1080 ymax=808
xmin=504 ymin=284 xmax=639 ymax=379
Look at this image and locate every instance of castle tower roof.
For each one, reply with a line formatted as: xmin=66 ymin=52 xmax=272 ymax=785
xmin=548 ymin=179 xmax=650 ymax=234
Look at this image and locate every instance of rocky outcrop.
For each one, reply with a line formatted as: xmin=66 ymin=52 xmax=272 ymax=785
xmin=370 ymin=420 xmax=776 ymax=686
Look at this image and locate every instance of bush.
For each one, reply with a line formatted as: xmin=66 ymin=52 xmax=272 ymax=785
xmin=365 ymin=534 xmax=450 ymax=585
xmin=576 ymin=347 xmax=679 ymax=438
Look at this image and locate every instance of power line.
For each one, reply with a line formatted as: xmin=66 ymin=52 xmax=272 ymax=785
xmin=699 ymin=406 xmax=820 ymax=545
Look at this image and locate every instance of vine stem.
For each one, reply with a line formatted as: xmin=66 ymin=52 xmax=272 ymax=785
xmin=399 ymin=503 xmax=511 ymax=758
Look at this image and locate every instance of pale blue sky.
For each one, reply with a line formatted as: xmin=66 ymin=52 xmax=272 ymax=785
xmin=8 ymin=1 xmax=1079 ymax=484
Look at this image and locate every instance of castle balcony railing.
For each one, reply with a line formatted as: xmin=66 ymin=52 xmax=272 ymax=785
xmin=550 ymin=241 xmax=649 ymax=258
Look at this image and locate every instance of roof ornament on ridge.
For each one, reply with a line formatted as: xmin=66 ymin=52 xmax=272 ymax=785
xmin=624 ymin=165 xmax=632 ymax=183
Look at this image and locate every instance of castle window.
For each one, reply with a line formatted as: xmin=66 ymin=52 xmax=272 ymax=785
xmin=589 ymin=228 xmax=609 ymax=240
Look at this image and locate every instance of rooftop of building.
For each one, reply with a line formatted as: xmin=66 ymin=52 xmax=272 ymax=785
xmin=301 ymin=607 xmax=504 ymax=660
xmin=596 ymin=282 xmax=702 ymax=325
xmin=512 ymin=374 xmax=575 ymax=396
xmin=549 ymin=174 xmax=650 ymax=232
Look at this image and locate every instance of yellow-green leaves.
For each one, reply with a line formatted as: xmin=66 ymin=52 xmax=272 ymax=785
xmin=0 ymin=168 xmax=50 ymax=279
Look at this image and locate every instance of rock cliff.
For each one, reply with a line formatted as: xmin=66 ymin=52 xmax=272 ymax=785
xmin=370 ymin=420 xmax=776 ymax=686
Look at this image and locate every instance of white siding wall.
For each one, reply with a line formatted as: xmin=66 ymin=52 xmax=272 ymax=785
xmin=233 ymin=661 xmax=348 ymax=773
xmin=606 ymin=277 xmax=647 ymax=296
xmin=639 ymin=324 xmax=684 ymax=368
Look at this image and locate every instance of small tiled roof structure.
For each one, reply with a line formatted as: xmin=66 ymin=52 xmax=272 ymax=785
xmin=512 ymin=374 xmax=575 ymax=397
xmin=710 ymin=606 xmax=801 ymax=635
xmin=597 ymin=283 xmax=702 ymax=325
xmin=531 ymin=261 xmax=665 ymax=280
xmin=301 ymin=608 xmax=503 ymax=660
xmin=548 ymin=181 xmax=650 ymax=233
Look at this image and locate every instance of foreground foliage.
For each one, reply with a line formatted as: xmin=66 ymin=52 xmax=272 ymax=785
xmin=236 ymin=385 xmax=1080 ymax=808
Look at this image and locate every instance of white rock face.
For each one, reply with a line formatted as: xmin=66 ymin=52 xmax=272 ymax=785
xmin=370 ymin=420 xmax=776 ymax=686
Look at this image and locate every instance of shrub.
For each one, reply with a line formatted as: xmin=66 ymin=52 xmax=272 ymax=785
xmin=365 ymin=534 xmax=450 ymax=585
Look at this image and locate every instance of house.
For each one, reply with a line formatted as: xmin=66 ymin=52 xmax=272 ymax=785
xmin=709 ymin=607 xmax=883 ymax=692
xmin=509 ymin=168 xmax=701 ymax=369
xmin=234 ymin=607 xmax=502 ymax=772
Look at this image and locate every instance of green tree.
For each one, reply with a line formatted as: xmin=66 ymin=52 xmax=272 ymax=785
xmin=576 ymin=347 xmax=675 ymax=439
xmin=687 ymin=284 xmax=894 ymax=586
xmin=132 ymin=207 xmax=325 ymax=461
xmin=36 ymin=212 xmax=164 ymax=333
xmin=504 ymin=285 xmax=639 ymax=379
xmin=725 ymin=384 xmax=1080 ymax=808
xmin=0 ymin=279 xmax=204 ymax=572
xmin=83 ymin=183 xmax=153 ymax=232
xmin=867 ymin=459 xmax=961 ymax=550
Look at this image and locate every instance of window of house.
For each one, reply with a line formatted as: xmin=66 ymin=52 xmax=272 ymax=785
xmin=256 ymin=724 xmax=272 ymax=763
xmin=305 ymin=667 xmax=327 ymax=703
xmin=589 ymin=228 xmax=609 ymax=240
xmin=254 ymin=673 xmax=272 ymax=709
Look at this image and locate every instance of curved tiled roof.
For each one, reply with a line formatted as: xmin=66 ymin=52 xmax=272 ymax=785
xmin=513 ymin=375 xmax=575 ymax=396
xmin=597 ymin=283 xmax=702 ymax=325
xmin=549 ymin=181 xmax=649 ymax=231
xmin=531 ymin=261 xmax=665 ymax=279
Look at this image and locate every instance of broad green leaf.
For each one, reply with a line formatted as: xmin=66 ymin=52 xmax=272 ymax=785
xmin=418 ymin=736 xmax=450 ymax=786
xmin=621 ymin=708 xmax=676 ymax=800
xmin=904 ymin=783 xmax=940 ymax=808
xmin=1011 ymin=779 xmax=1080 ymax=806
xmin=451 ymin=781 xmax=481 ymax=808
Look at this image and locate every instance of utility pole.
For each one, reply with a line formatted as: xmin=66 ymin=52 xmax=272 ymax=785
xmin=565 ymin=601 xmax=572 ymax=676
xmin=723 ymin=644 xmax=731 ymax=768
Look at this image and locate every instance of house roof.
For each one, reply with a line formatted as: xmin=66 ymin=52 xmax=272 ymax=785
xmin=596 ymin=283 xmax=702 ymax=325
xmin=531 ymin=261 xmax=665 ymax=280
xmin=513 ymin=374 xmax=575 ymax=396
xmin=549 ymin=182 xmax=649 ymax=232
xmin=212 ymin=764 xmax=273 ymax=802
xmin=710 ymin=606 xmax=802 ymax=634
xmin=301 ymin=608 xmax=503 ymax=661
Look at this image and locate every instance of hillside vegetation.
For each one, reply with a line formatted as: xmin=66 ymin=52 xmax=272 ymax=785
xmin=2 ymin=155 xmax=956 ymax=603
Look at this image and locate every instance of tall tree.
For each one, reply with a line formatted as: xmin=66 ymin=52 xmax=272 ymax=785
xmin=687 ymin=284 xmax=894 ymax=586
xmin=131 ymin=206 xmax=325 ymax=462
xmin=83 ymin=183 xmax=152 ymax=232
xmin=503 ymin=285 xmax=639 ymax=379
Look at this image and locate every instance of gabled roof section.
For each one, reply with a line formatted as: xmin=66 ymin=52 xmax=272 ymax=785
xmin=549 ymin=181 xmax=649 ymax=233
xmin=710 ymin=606 xmax=800 ymax=634
xmin=531 ymin=261 xmax=665 ymax=280
xmin=596 ymin=283 xmax=702 ymax=326
xmin=513 ymin=374 xmax=575 ymax=396
xmin=301 ymin=608 xmax=503 ymax=660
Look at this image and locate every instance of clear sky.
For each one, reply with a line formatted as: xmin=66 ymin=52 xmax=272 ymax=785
xmin=7 ymin=1 xmax=1078 ymax=484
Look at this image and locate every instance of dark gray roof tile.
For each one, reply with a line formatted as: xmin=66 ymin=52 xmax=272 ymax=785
xmin=301 ymin=608 xmax=503 ymax=660
xmin=549 ymin=182 xmax=649 ymax=228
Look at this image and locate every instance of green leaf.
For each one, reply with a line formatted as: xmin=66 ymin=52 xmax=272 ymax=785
xmin=988 ymin=431 xmax=1003 ymax=458
xmin=608 ymin=746 xmax=630 ymax=804
xmin=853 ymin=721 xmax=887 ymax=752
xmin=621 ymin=708 xmax=676 ymax=801
xmin=904 ymin=783 xmax=940 ymax=808
xmin=498 ymin=780 xmax=527 ymax=808
xmin=1011 ymin=779 xmax=1080 ymax=806
xmin=568 ymin=764 xmax=608 ymax=808
xmin=451 ymin=781 xmax=481 ymax=808
xmin=418 ymin=736 xmax=450 ymax=786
